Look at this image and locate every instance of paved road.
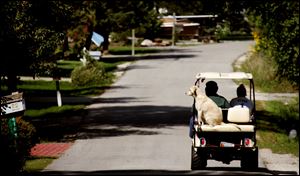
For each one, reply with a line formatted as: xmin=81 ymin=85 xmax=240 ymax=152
xmin=42 ymin=41 xmax=296 ymax=175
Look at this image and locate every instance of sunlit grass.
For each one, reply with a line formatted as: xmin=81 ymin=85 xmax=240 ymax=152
xmin=24 ymin=105 xmax=86 ymax=118
xmin=57 ymin=60 xmax=82 ymax=70
xmin=108 ymin=46 xmax=161 ymax=55
xmin=234 ymin=52 xmax=297 ymax=93
xmin=23 ymin=157 xmax=55 ymax=173
xmin=256 ymin=99 xmax=299 ymax=157
xmin=257 ymin=130 xmax=299 ymax=157
xmin=18 ymin=80 xmax=73 ymax=91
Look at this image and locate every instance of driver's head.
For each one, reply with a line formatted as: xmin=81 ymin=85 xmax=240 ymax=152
xmin=205 ymin=81 xmax=218 ymax=96
xmin=237 ymin=84 xmax=246 ymax=97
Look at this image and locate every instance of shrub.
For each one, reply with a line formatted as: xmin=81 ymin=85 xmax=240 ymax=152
xmin=0 ymin=117 xmax=38 ymax=175
xmin=71 ymin=55 xmax=106 ymax=87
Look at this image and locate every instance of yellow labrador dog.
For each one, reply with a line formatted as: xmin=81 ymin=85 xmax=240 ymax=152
xmin=186 ymin=85 xmax=223 ymax=126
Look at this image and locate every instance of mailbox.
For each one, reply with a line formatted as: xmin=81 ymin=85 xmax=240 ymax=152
xmin=1 ymin=92 xmax=26 ymax=117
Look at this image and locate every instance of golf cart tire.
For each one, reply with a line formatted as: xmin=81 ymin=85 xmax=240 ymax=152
xmin=191 ymin=146 xmax=207 ymax=170
xmin=241 ymin=148 xmax=259 ymax=169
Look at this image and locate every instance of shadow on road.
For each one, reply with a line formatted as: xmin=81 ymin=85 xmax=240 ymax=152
xmin=77 ymin=105 xmax=191 ymax=139
xmin=101 ymin=51 xmax=198 ymax=63
xmin=25 ymin=167 xmax=298 ymax=175
xmin=24 ymin=102 xmax=192 ymax=141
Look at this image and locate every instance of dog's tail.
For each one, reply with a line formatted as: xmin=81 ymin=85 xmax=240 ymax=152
xmin=221 ymin=122 xmax=242 ymax=131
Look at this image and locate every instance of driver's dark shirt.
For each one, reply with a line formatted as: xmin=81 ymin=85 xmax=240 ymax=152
xmin=208 ymin=95 xmax=230 ymax=109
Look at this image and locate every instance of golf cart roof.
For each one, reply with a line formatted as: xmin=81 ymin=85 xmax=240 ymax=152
xmin=196 ymin=72 xmax=253 ymax=80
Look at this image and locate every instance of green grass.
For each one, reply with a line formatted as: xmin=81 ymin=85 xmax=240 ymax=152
xmin=57 ymin=60 xmax=82 ymax=70
xmin=1 ymin=60 xmax=119 ymax=97
xmin=101 ymin=61 xmax=125 ymax=72
xmin=17 ymin=80 xmax=110 ymax=98
xmin=256 ymin=98 xmax=299 ymax=157
xmin=23 ymin=157 xmax=55 ymax=173
xmin=57 ymin=60 xmax=82 ymax=77
xmin=18 ymin=80 xmax=74 ymax=91
xmin=257 ymin=130 xmax=299 ymax=157
xmin=24 ymin=105 xmax=86 ymax=118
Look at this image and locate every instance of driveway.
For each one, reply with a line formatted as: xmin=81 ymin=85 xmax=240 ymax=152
xmin=42 ymin=41 xmax=298 ymax=175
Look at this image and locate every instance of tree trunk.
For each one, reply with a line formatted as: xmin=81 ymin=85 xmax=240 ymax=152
xmin=7 ymin=73 xmax=18 ymax=93
xmin=85 ymin=25 xmax=94 ymax=50
xmin=102 ymin=32 xmax=110 ymax=54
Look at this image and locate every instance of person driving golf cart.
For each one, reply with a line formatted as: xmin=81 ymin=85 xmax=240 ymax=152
xmin=205 ymin=81 xmax=230 ymax=109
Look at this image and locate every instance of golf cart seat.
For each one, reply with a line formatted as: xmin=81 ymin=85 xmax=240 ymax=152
xmin=196 ymin=106 xmax=255 ymax=132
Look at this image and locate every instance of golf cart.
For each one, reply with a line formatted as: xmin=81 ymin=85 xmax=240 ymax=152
xmin=190 ymin=72 xmax=258 ymax=170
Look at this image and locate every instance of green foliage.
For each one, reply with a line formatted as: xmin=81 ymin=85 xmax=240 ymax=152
xmin=246 ymin=0 xmax=299 ymax=86
xmin=0 ymin=117 xmax=38 ymax=174
xmin=235 ymin=52 xmax=297 ymax=92
xmin=0 ymin=1 xmax=95 ymax=91
xmin=71 ymin=55 xmax=106 ymax=87
xmin=215 ymin=21 xmax=231 ymax=39
xmin=139 ymin=11 xmax=163 ymax=40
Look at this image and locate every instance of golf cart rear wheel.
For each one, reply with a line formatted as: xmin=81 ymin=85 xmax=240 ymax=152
xmin=241 ymin=148 xmax=258 ymax=169
xmin=191 ymin=146 xmax=207 ymax=170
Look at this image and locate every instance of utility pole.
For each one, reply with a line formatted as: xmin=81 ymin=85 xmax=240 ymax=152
xmin=131 ymin=29 xmax=135 ymax=56
xmin=172 ymin=13 xmax=176 ymax=47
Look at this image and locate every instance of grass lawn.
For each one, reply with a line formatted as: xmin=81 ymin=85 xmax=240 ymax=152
xmin=256 ymin=99 xmax=299 ymax=157
xmin=23 ymin=157 xmax=56 ymax=173
xmin=108 ymin=46 xmax=175 ymax=55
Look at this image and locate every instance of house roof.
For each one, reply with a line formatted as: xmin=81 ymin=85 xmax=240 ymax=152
xmin=161 ymin=22 xmax=199 ymax=27
xmin=160 ymin=17 xmax=199 ymax=28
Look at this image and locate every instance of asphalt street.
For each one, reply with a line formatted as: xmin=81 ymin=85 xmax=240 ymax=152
xmin=42 ymin=41 xmax=298 ymax=175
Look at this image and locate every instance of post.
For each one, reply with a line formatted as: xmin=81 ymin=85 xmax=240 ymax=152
xmin=172 ymin=13 xmax=176 ymax=47
xmin=56 ymin=80 xmax=62 ymax=107
xmin=8 ymin=117 xmax=18 ymax=142
xmin=131 ymin=29 xmax=135 ymax=56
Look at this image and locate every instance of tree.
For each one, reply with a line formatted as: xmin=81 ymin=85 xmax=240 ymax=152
xmin=0 ymin=1 xmax=93 ymax=92
xmin=89 ymin=0 xmax=160 ymax=51
xmin=153 ymin=0 xmax=251 ymax=37
xmin=246 ymin=0 xmax=299 ymax=86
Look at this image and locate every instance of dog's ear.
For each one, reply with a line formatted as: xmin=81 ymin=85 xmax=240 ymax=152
xmin=189 ymin=86 xmax=197 ymax=96
xmin=192 ymin=86 xmax=197 ymax=96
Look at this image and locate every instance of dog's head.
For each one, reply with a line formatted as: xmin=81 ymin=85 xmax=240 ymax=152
xmin=186 ymin=85 xmax=207 ymax=98
xmin=185 ymin=85 xmax=199 ymax=97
